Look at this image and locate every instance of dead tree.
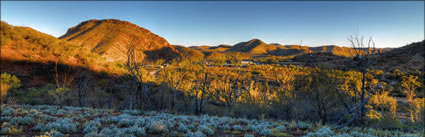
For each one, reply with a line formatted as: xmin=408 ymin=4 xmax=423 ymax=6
xmin=126 ymin=41 xmax=145 ymax=111
xmin=334 ymin=32 xmax=379 ymax=128
xmin=198 ymin=66 xmax=209 ymax=115
xmin=75 ymin=70 xmax=91 ymax=107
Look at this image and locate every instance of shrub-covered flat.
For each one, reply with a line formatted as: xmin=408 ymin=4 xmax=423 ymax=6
xmin=1 ymin=105 xmax=422 ymax=137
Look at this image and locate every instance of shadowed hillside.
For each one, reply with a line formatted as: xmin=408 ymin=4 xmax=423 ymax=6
xmin=311 ymin=45 xmax=360 ymax=57
xmin=190 ymin=45 xmax=231 ymax=53
xmin=373 ymin=40 xmax=424 ymax=71
xmin=173 ymin=45 xmax=205 ymax=61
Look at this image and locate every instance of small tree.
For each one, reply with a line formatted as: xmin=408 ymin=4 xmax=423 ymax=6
xmin=197 ymin=64 xmax=211 ymax=115
xmin=0 ymin=73 xmax=21 ymax=103
xmin=158 ymin=65 xmax=187 ymax=112
xmin=52 ymin=61 xmax=78 ymax=108
xmin=369 ymin=90 xmax=398 ymax=118
xmin=126 ymin=41 xmax=148 ymax=111
xmin=401 ymin=75 xmax=423 ymax=122
xmin=48 ymin=87 xmax=71 ymax=108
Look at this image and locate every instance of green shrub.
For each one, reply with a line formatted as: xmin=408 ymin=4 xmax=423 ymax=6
xmin=368 ymin=115 xmax=404 ymax=129
xmin=1 ymin=73 xmax=21 ymax=101
xmin=304 ymin=127 xmax=334 ymax=137
xmin=258 ymin=128 xmax=273 ymax=136
xmin=198 ymin=125 xmax=214 ymax=135
xmin=25 ymin=84 xmax=56 ymax=105
xmin=147 ymin=121 xmax=169 ymax=134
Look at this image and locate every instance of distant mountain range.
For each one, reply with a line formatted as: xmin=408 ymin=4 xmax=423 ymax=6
xmin=1 ymin=19 xmax=423 ymax=73
xmin=187 ymin=38 xmax=392 ymax=58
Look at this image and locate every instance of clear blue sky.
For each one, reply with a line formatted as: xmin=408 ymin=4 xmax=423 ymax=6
xmin=1 ymin=1 xmax=424 ymax=48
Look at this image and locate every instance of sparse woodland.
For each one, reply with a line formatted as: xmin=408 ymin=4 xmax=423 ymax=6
xmin=2 ymin=57 xmax=424 ymax=136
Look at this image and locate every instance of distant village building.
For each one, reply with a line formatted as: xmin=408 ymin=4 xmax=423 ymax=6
xmin=161 ymin=64 xmax=170 ymax=68
xmin=241 ymin=60 xmax=254 ymax=65
xmin=223 ymin=63 xmax=235 ymax=67
xmin=144 ymin=65 xmax=162 ymax=68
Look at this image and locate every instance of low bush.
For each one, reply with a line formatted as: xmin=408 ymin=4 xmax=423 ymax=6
xmin=304 ymin=127 xmax=334 ymax=137
xmin=244 ymin=133 xmax=255 ymax=137
xmin=118 ymin=118 xmax=134 ymax=127
xmin=297 ymin=121 xmax=313 ymax=129
xmin=1 ymin=107 xmax=16 ymax=116
xmin=32 ymin=123 xmax=45 ymax=131
xmin=198 ymin=125 xmax=214 ymax=135
xmin=39 ymin=114 xmax=57 ymax=121
xmin=0 ymin=127 xmax=9 ymax=135
xmin=43 ymin=118 xmax=78 ymax=133
xmin=122 ymin=110 xmax=141 ymax=116
xmin=83 ymin=120 xmax=101 ymax=133
xmin=368 ymin=115 xmax=404 ymax=129
xmin=349 ymin=131 xmax=378 ymax=137
xmin=147 ymin=121 xmax=169 ymax=134
xmin=184 ymin=131 xmax=206 ymax=137
xmin=232 ymin=124 xmax=244 ymax=131
xmin=9 ymin=115 xmax=35 ymax=125
xmin=84 ymin=131 xmax=104 ymax=137
xmin=128 ymin=125 xmax=147 ymax=136
xmin=177 ymin=123 xmax=189 ymax=132
xmin=258 ymin=127 xmax=273 ymax=136
xmin=7 ymin=126 xmax=23 ymax=135
xmin=40 ymin=130 xmax=64 ymax=137
xmin=276 ymin=125 xmax=286 ymax=131
xmin=217 ymin=124 xmax=230 ymax=130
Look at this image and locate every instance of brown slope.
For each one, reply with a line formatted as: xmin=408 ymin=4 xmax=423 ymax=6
xmin=229 ymin=39 xmax=265 ymax=52
xmin=229 ymin=39 xmax=280 ymax=54
xmin=60 ymin=19 xmax=180 ymax=62
xmin=228 ymin=39 xmax=311 ymax=56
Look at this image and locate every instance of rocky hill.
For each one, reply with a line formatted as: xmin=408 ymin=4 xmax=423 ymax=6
xmin=59 ymin=19 xmax=180 ymax=62
xmin=229 ymin=39 xmax=280 ymax=54
xmin=217 ymin=38 xmax=361 ymax=57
